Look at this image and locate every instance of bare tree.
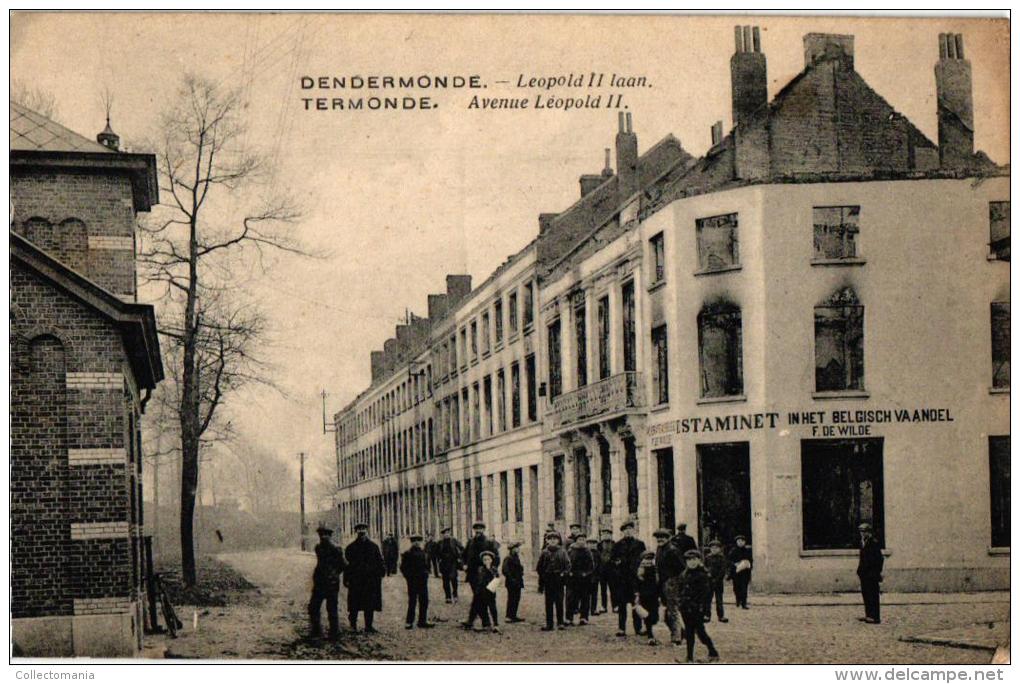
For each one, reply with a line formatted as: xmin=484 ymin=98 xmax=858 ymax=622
xmin=139 ymin=74 xmax=306 ymax=586
xmin=11 ymin=79 xmax=59 ymax=120
xmin=223 ymin=439 xmax=295 ymax=514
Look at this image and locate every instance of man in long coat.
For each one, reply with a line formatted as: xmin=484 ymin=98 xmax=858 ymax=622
xmin=438 ymin=526 xmax=464 ymax=603
xmin=308 ymin=525 xmax=346 ymax=639
xmin=344 ymin=522 xmax=385 ymax=633
xmin=857 ymin=522 xmax=884 ymax=624
xmin=610 ymin=520 xmax=646 ymax=636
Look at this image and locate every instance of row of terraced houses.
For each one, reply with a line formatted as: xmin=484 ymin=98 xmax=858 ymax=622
xmin=330 ymin=29 xmax=1010 ymax=592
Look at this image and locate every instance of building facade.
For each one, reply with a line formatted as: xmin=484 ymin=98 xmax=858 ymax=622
xmin=10 ymin=103 xmax=163 ymax=656
xmin=333 ymin=29 xmax=1009 ymax=591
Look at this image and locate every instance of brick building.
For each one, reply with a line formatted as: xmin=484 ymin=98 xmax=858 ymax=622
xmin=333 ymin=29 xmax=1008 ymax=590
xmin=10 ymin=102 xmax=163 ymax=656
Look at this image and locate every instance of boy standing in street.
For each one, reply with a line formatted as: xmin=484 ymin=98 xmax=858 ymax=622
xmin=536 ymin=531 xmax=571 ymax=631
xmin=502 ymin=541 xmax=525 ymax=623
xmin=399 ymin=534 xmax=434 ymax=630
xmin=703 ymin=540 xmax=729 ymax=623
xmin=728 ymin=534 xmax=753 ymax=609
xmin=678 ymin=549 xmax=720 ymax=663
xmin=566 ymin=530 xmax=595 ymax=625
xmin=634 ymin=550 xmax=661 ymax=645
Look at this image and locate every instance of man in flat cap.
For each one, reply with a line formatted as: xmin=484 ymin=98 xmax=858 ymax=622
xmin=610 ymin=520 xmax=646 ymax=636
xmin=536 ymin=531 xmax=570 ymax=631
xmin=308 ymin=525 xmax=346 ymax=640
xmin=677 ymin=548 xmax=720 ymax=663
xmin=344 ymin=523 xmax=385 ymax=633
xmin=856 ymin=522 xmax=884 ymax=624
xmin=501 ymin=541 xmax=525 ymax=623
xmin=703 ymin=540 xmax=729 ymax=623
xmin=565 ymin=530 xmax=594 ymax=625
xmin=672 ymin=523 xmax=698 ymax=555
xmin=438 ymin=526 xmax=464 ymax=604
xmin=460 ymin=521 xmax=500 ymax=629
xmin=400 ymin=534 xmax=434 ymax=629
xmin=654 ymin=528 xmax=686 ymax=644
xmin=596 ymin=528 xmax=616 ymax=615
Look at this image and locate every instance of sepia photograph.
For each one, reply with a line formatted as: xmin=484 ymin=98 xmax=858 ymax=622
xmin=6 ymin=10 xmax=1012 ymax=670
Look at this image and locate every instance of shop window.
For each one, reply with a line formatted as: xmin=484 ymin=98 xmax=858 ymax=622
xmin=813 ymin=206 xmax=860 ymax=260
xmin=989 ymin=201 xmax=1010 ymax=261
xmin=652 ymin=324 xmax=669 ymax=405
xmin=989 ymin=436 xmax=1010 ymax=548
xmin=992 ymin=302 xmax=1010 ymax=389
xmin=815 ymin=287 xmax=865 ymax=392
xmin=696 ymin=212 xmax=739 ymax=271
xmin=698 ymin=302 xmax=743 ymax=398
xmin=599 ymin=438 xmax=612 ymax=514
xmin=801 ymin=438 xmax=884 ymax=550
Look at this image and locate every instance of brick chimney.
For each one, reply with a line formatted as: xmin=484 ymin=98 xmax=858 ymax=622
xmin=804 ymin=33 xmax=854 ymax=70
xmin=731 ymin=26 xmax=767 ymax=129
xmin=538 ymin=213 xmax=558 ymax=236
xmin=428 ymin=293 xmax=449 ymax=320
xmin=615 ymin=112 xmax=638 ymax=199
xmin=579 ymin=148 xmax=614 ymax=197
xmin=383 ymin=338 xmax=398 ymax=373
xmin=935 ymin=33 xmax=974 ymax=168
xmin=370 ymin=351 xmax=385 ymax=383
xmin=446 ymin=274 xmax=472 ymax=305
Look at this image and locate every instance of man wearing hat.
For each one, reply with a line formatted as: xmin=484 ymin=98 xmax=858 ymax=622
xmin=672 ymin=523 xmax=698 ymax=555
xmin=703 ymin=540 xmax=729 ymax=623
xmin=567 ymin=522 xmax=583 ymax=545
xmin=856 ymin=522 xmax=884 ymax=624
xmin=609 ymin=520 xmax=646 ymax=636
xmin=308 ymin=525 xmax=346 ymax=639
xmin=541 ymin=522 xmax=562 ymax=551
xmin=536 ymin=530 xmax=570 ymax=631
xmin=596 ymin=528 xmax=616 ymax=615
xmin=677 ymin=549 xmax=720 ymax=663
xmin=460 ymin=521 xmax=500 ymax=629
xmin=501 ymin=541 xmax=526 ymax=623
xmin=344 ymin=523 xmax=385 ymax=633
xmin=654 ymin=528 xmax=685 ymax=644
xmin=399 ymin=534 xmax=434 ymax=629
xmin=727 ymin=534 xmax=753 ymax=609
xmin=438 ymin=526 xmax=464 ymax=603
xmin=565 ymin=530 xmax=594 ymax=625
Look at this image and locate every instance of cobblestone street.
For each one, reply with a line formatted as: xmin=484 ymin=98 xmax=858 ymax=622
xmin=153 ymin=549 xmax=1008 ymax=663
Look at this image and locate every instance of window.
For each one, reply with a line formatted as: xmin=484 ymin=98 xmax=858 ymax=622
xmin=452 ymin=393 xmax=460 ymax=445
xmin=698 ymin=302 xmax=743 ymax=398
xmin=813 ymin=206 xmax=860 ymax=260
xmin=449 ymin=334 xmax=457 ymax=373
xmin=475 ymin=476 xmax=483 ymax=521
xmin=655 ymin=448 xmax=676 ymax=530
xmin=696 ymin=212 xmax=739 ymax=271
xmin=497 ymin=369 xmax=507 ymax=432
xmin=511 ymin=361 xmax=521 ymax=428
xmin=801 ymin=438 xmax=884 ymax=550
xmin=553 ymin=455 xmax=565 ymax=520
xmin=470 ymin=321 xmax=478 ymax=360
xmin=992 ymin=302 xmax=1010 ymax=389
xmin=625 ymin=441 xmax=639 ymax=515
xmin=599 ymin=438 xmax=612 ymax=514
xmin=525 ymin=354 xmax=537 ymax=422
xmin=508 ymin=292 xmax=519 ymax=333
xmin=481 ymin=313 xmax=490 ymax=355
xmin=815 ymin=288 xmax=865 ymax=392
xmin=461 ymin=387 xmax=470 ymax=442
xmin=524 ymin=281 xmax=535 ymax=328
xmin=460 ymin=328 xmax=468 ymax=367
xmin=471 ymin=382 xmax=480 ymax=440
xmin=514 ymin=468 xmax=524 ymax=522
xmin=652 ymin=325 xmax=669 ymax=405
xmin=650 ymin=232 xmax=666 ymax=283
xmin=990 ymin=436 xmax=1010 ymax=548
xmin=597 ymin=296 xmax=611 ymax=380
xmin=574 ymin=292 xmax=587 ymax=387
xmin=622 ymin=280 xmax=636 ymax=372
xmin=989 ymin=201 xmax=1010 ymax=261
xmin=548 ymin=319 xmax=562 ymax=398
xmin=500 ymin=471 xmax=509 ymax=522
xmin=483 ymin=375 xmax=493 ymax=436
xmin=494 ymin=299 xmax=504 ymax=343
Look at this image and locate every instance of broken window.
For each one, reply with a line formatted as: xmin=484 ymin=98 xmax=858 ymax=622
xmin=813 ymin=206 xmax=860 ymax=260
xmin=696 ymin=212 xmax=739 ymax=271
xmin=651 ymin=324 xmax=669 ymax=405
xmin=815 ymin=287 xmax=865 ymax=392
xmin=650 ymin=232 xmax=666 ymax=283
xmin=992 ymin=302 xmax=1010 ymax=389
xmin=989 ymin=201 xmax=1010 ymax=261
xmin=548 ymin=319 xmax=562 ymax=398
xmin=698 ymin=302 xmax=743 ymax=398
xmin=989 ymin=436 xmax=1010 ymax=548
xmin=801 ymin=438 xmax=884 ymax=550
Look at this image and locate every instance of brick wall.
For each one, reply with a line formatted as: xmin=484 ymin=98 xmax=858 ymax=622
xmin=10 ymin=169 xmax=137 ymax=297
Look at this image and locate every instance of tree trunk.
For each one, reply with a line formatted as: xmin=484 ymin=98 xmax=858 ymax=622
xmin=179 ymin=200 xmax=201 ymax=587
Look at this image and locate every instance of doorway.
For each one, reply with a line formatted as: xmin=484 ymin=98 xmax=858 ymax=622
xmin=696 ymin=442 xmax=751 ymax=546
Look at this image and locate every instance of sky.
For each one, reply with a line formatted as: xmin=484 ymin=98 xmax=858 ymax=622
xmin=10 ymin=13 xmax=1010 ymax=504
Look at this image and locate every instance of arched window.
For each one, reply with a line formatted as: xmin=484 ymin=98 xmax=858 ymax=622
xmin=698 ymin=301 xmax=743 ymax=398
xmin=815 ymin=287 xmax=864 ymax=392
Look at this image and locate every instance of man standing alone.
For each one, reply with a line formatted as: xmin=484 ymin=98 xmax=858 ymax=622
xmin=438 ymin=526 xmax=464 ymax=603
xmin=857 ymin=522 xmax=884 ymax=624
xmin=344 ymin=522 xmax=385 ymax=633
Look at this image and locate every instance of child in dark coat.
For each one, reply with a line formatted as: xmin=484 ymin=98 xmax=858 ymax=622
xmin=473 ymin=550 xmax=500 ymax=633
xmin=501 ymin=542 xmax=525 ymax=623
xmin=633 ymin=551 xmax=661 ymax=645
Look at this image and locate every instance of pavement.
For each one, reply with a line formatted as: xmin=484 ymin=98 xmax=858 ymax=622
xmin=149 ymin=547 xmax=1009 ymax=663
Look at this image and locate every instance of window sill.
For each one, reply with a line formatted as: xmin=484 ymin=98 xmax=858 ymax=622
xmin=812 ymin=390 xmax=870 ymax=400
xmin=647 ymin=279 xmax=666 ymax=293
xmin=987 ymin=253 xmax=1008 ymax=262
xmin=507 ymin=333 xmax=520 ymax=344
xmin=988 ymin=547 xmax=1010 ymax=556
xmin=810 ymin=257 xmax=867 ymax=267
xmin=523 ymin=324 xmax=535 ymax=335
xmin=494 ymin=342 xmax=504 ymax=353
xmin=800 ymin=548 xmax=891 ymax=558
xmin=694 ymin=264 xmax=742 ymax=277
xmin=989 ymin=387 xmax=1010 ymax=395
xmin=650 ymin=403 xmax=670 ymax=414
xmin=697 ymin=394 xmax=746 ymax=405
xmin=481 ymin=351 xmax=491 ymax=360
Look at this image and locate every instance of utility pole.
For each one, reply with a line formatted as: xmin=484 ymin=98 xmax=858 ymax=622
xmin=299 ymin=452 xmax=306 ymax=551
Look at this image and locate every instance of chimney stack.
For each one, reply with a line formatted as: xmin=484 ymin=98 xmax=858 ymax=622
xmin=370 ymin=350 xmax=385 ymax=383
xmin=579 ymin=148 xmax=615 ymax=197
xmin=935 ymin=32 xmax=974 ymax=168
xmin=615 ymin=112 xmax=638 ymax=199
xmin=803 ymin=33 xmax=854 ymax=70
xmin=428 ymin=293 xmax=449 ymax=320
xmin=711 ymin=120 xmax=723 ymax=147
xmin=731 ymin=25 xmax=767 ymax=129
xmin=446 ymin=274 xmax=472 ymax=305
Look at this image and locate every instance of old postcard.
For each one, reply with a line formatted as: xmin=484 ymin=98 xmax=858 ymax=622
xmin=8 ymin=11 xmax=1011 ymax=668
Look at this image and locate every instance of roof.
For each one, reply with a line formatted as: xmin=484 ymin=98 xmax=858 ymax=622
xmin=11 ymin=230 xmax=164 ymax=390
xmin=10 ymin=101 xmax=113 ymax=154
